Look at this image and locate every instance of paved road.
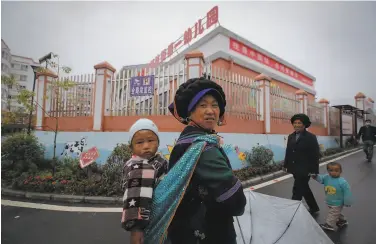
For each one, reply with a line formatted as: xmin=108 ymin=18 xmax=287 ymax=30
xmin=256 ymin=150 xmax=376 ymax=244
xmin=2 ymin=150 xmax=375 ymax=244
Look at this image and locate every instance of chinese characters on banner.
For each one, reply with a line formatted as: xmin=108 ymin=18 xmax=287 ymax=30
xmin=130 ymin=75 xmax=155 ymax=97
xmin=229 ymin=38 xmax=314 ymax=87
xmin=79 ymin=147 xmax=99 ymax=169
xmin=148 ymin=6 xmax=219 ymax=69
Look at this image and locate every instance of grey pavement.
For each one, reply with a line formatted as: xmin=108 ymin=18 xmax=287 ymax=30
xmin=2 ymin=151 xmax=375 ymax=244
xmin=256 ymin=151 xmax=376 ymax=244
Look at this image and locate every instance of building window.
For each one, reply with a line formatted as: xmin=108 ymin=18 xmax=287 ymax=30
xmin=21 ymin=65 xmax=28 ymax=71
xmin=1 ymin=51 xmax=4 ymax=57
xmin=8 ymin=85 xmax=12 ymax=89
xmin=20 ymin=75 xmax=27 ymax=81
xmin=12 ymin=63 xmax=20 ymax=70
xmin=19 ymin=85 xmax=26 ymax=90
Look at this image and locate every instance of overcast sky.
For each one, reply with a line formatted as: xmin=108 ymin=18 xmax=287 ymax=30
xmin=2 ymin=1 xmax=375 ymax=105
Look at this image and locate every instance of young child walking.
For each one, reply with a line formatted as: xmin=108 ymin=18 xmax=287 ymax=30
xmin=121 ymin=118 xmax=168 ymax=244
xmin=312 ymin=162 xmax=353 ymax=231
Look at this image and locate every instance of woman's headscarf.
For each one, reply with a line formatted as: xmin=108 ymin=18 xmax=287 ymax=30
xmin=168 ymin=76 xmax=226 ymax=125
xmin=290 ymin=113 xmax=312 ymax=128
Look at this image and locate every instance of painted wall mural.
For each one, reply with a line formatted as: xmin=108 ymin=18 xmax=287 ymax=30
xmin=35 ymin=131 xmax=339 ymax=170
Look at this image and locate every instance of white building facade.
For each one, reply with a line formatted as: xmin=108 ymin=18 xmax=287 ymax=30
xmin=1 ymin=39 xmax=39 ymax=112
xmin=2 ymin=39 xmax=12 ymax=110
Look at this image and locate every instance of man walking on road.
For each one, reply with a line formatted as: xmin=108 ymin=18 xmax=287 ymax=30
xmin=356 ymin=119 xmax=376 ymax=162
xmin=284 ymin=114 xmax=320 ymax=214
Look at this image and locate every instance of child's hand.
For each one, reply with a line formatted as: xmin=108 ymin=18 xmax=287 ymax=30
xmin=131 ymin=231 xmax=144 ymax=244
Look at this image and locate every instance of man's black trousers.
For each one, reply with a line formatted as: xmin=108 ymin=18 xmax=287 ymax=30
xmin=292 ymin=175 xmax=320 ymax=211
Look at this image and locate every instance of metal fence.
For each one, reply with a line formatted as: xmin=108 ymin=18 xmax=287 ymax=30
xmin=307 ymin=100 xmax=324 ymax=126
xmin=109 ymin=63 xmax=186 ymax=116
xmin=108 ymin=63 xmax=261 ymax=120
xmin=48 ymin=63 xmax=330 ymax=131
xmin=207 ymin=65 xmax=261 ymax=120
xmin=49 ymin=74 xmax=95 ymax=117
xmin=270 ymin=86 xmax=301 ymax=123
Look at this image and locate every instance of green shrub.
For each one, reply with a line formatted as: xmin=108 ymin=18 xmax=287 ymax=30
xmin=1 ymin=133 xmax=45 ymax=176
xmin=233 ymin=162 xmax=283 ymax=181
xmin=13 ymin=173 xmax=71 ymax=193
xmin=322 ymin=147 xmax=345 ymax=157
xmin=99 ymin=143 xmax=132 ymax=196
xmin=247 ymin=145 xmax=274 ymax=167
xmin=55 ymin=157 xmax=84 ymax=180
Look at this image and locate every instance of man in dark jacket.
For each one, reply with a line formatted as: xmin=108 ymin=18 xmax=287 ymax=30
xmin=283 ymin=113 xmax=320 ymax=214
xmin=357 ymin=119 xmax=376 ymax=162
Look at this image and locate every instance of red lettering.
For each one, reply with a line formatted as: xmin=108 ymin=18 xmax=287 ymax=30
xmin=167 ymin=43 xmax=174 ymax=57
xmin=184 ymin=28 xmax=193 ymax=45
xmin=149 ymin=59 xmax=155 ymax=69
xmin=206 ymin=6 xmax=219 ymax=29
xmin=194 ymin=19 xmax=205 ymax=38
xmin=161 ymin=49 xmax=167 ymax=62
xmin=155 ymin=55 xmax=160 ymax=65
xmin=174 ymin=40 xmax=182 ymax=49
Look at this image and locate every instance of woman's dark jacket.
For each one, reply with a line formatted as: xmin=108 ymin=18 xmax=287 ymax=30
xmin=284 ymin=129 xmax=320 ymax=177
xmin=167 ymin=126 xmax=246 ymax=244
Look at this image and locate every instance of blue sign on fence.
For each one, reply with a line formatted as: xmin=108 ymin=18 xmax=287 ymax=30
xmin=130 ymin=75 xmax=155 ymax=97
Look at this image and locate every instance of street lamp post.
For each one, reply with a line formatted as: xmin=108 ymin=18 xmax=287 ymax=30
xmin=27 ymin=53 xmax=53 ymax=134
xmin=27 ymin=65 xmax=39 ymax=135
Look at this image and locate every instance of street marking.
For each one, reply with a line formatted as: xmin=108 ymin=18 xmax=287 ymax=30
xmin=1 ymin=149 xmax=362 ymax=212
xmin=1 ymin=200 xmax=122 ymax=213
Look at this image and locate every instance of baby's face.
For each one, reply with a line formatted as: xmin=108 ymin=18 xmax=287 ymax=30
xmin=327 ymin=165 xmax=341 ymax=178
xmin=131 ymin=130 xmax=159 ymax=159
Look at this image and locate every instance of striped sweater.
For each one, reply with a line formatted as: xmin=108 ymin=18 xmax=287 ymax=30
xmin=121 ymin=154 xmax=168 ymax=231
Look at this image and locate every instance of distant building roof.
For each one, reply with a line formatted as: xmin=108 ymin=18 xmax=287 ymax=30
xmin=11 ymin=54 xmax=39 ymax=65
xmin=1 ymin=39 xmax=10 ymax=50
xmin=165 ymin=25 xmax=316 ymax=81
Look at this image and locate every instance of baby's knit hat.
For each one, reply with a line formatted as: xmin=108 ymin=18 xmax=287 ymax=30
xmin=129 ymin=118 xmax=159 ymax=144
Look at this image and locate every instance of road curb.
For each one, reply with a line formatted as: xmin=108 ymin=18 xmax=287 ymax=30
xmin=2 ymin=147 xmax=361 ymax=205
xmin=51 ymin=194 xmax=85 ymax=203
xmin=25 ymin=192 xmax=52 ymax=201
xmin=84 ymin=196 xmax=120 ymax=205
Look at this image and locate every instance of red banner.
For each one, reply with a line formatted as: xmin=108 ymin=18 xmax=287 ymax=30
xmin=229 ymin=38 xmax=313 ymax=87
xmin=79 ymin=147 xmax=100 ymax=168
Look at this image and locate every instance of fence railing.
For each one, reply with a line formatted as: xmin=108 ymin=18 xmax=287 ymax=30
xmin=208 ymin=65 xmax=261 ymax=120
xmin=48 ymin=74 xmax=95 ymax=117
xmin=45 ymin=60 xmax=330 ymax=134
xmin=109 ymin=63 xmax=186 ymax=116
xmin=270 ymin=86 xmax=301 ymax=123
xmin=307 ymin=100 xmax=325 ymax=126
xmin=106 ymin=63 xmax=261 ymax=120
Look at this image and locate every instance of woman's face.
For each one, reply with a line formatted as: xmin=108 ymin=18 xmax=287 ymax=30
xmin=190 ymin=94 xmax=220 ymax=131
xmin=293 ymin=119 xmax=305 ymax=133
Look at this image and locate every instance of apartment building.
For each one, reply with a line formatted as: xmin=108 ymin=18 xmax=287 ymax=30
xmin=1 ymin=39 xmax=39 ymax=112
xmin=1 ymin=39 xmax=12 ymax=110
